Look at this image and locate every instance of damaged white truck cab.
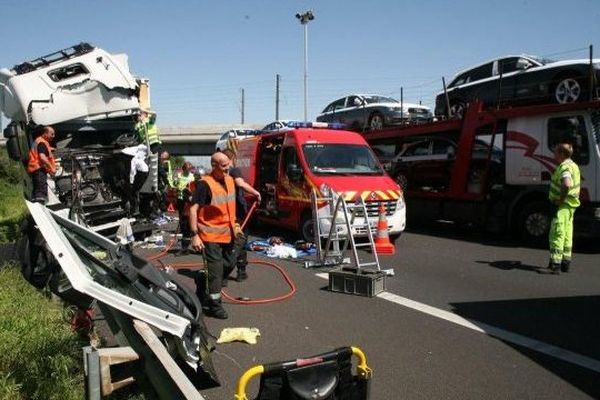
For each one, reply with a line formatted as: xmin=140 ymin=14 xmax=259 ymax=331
xmin=1 ymin=43 xmax=159 ymax=233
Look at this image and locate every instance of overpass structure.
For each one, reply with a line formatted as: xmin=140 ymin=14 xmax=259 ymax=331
xmin=159 ymin=124 xmax=263 ymax=155
xmin=0 ymin=123 xmax=263 ymax=155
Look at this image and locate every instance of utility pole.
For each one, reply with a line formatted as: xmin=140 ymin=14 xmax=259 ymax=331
xmin=296 ymin=10 xmax=314 ymax=122
xmin=241 ymin=88 xmax=245 ymax=124
xmin=400 ymin=87 xmax=404 ymax=122
xmin=275 ymin=74 xmax=280 ymax=121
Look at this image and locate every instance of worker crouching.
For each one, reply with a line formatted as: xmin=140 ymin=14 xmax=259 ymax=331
xmin=188 ymin=152 xmax=237 ymax=319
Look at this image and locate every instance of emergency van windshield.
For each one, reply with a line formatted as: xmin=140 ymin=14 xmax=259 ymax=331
xmin=303 ymin=143 xmax=384 ymax=175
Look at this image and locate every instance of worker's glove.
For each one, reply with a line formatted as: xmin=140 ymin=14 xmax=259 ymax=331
xmin=549 ymin=202 xmax=558 ymax=216
xmin=234 ymin=223 xmax=244 ymax=237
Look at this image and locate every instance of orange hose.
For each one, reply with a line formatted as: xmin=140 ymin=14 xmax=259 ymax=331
xmin=221 ymin=258 xmax=296 ymax=305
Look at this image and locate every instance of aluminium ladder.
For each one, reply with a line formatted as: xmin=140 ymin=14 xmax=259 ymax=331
xmin=304 ymin=188 xmax=381 ymax=273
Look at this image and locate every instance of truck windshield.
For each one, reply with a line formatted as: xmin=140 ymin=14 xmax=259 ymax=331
xmin=302 ymin=144 xmax=384 ymax=175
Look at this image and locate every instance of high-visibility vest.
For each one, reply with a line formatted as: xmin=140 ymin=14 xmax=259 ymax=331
xmin=176 ymin=172 xmax=195 ymax=199
xmin=549 ymin=159 xmax=580 ymax=208
xmin=135 ymin=117 xmax=161 ymax=146
xmin=165 ymin=160 xmax=174 ymax=187
xmin=196 ymin=175 xmax=236 ymax=243
xmin=27 ymin=136 xmax=56 ymax=174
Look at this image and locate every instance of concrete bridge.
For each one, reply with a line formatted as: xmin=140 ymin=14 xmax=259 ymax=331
xmin=159 ymin=124 xmax=263 ymax=155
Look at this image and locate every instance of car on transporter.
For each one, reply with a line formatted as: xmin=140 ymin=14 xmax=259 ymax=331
xmin=435 ymin=54 xmax=600 ymax=118
xmin=316 ymin=94 xmax=432 ymax=131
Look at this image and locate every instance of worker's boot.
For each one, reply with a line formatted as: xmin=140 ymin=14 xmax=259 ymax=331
xmin=204 ymin=297 xmax=228 ymax=320
xmin=560 ymin=260 xmax=571 ymax=273
xmin=236 ymin=265 xmax=248 ymax=282
xmin=547 ymin=260 xmax=560 ymax=275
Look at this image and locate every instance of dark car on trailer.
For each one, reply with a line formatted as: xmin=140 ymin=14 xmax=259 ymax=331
xmin=435 ymin=55 xmax=600 ymax=118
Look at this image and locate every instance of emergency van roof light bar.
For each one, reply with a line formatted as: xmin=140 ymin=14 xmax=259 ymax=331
xmin=286 ymin=121 xmax=347 ymax=130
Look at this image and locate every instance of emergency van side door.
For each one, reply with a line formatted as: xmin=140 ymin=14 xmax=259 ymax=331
xmin=277 ymin=145 xmax=307 ymax=226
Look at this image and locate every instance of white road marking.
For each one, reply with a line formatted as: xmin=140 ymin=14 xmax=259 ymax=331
xmin=315 ymin=273 xmax=600 ymax=373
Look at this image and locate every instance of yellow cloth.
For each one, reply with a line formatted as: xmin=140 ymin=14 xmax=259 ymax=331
xmin=216 ymin=327 xmax=261 ymax=344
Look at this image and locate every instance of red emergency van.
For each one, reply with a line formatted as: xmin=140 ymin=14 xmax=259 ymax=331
xmin=235 ymin=123 xmax=406 ymax=242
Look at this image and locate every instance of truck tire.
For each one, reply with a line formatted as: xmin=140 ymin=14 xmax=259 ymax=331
xmin=19 ymin=229 xmax=54 ymax=289
xmin=517 ymin=201 xmax=552 ymax=246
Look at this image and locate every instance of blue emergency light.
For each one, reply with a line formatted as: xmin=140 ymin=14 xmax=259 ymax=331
xmin=286 ymin=121 xmax=346 ymax=130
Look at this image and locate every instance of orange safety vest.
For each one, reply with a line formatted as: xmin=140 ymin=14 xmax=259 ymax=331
xmin=27 ymin=136 xmax=56 ymax=174
xmin=196 ymin=174 xmax=236 ymax=243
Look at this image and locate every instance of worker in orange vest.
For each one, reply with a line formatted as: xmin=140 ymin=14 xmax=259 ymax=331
xmin=188 ymin=152 xmax=237 ymax=319
xmin=27 ymin=126 xmax=57 ymax=204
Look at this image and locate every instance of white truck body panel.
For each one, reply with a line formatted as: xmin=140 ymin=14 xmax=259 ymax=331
xmin=0 ymin=47 xmax=139 ymax=125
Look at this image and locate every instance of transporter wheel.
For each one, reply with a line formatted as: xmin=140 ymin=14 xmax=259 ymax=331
xmin=554 ymin=77 xmax=582 ymax=104
xmin=395 ymin=173 xmax=408 ymax=191
xmin=368 ymin=112 xmax=384 ymax=131
xmin=517 ymin=201 xmax=552 ymax=246
xmin=449 ymin=101 xmax=467 ymax=119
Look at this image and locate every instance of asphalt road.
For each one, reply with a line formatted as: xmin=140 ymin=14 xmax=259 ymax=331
xmin=154 ymin=223 xmax=599 ymax=400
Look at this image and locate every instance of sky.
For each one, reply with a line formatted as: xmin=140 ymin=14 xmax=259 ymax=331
xmin=1 ymin=0 xmax=599 ymax=128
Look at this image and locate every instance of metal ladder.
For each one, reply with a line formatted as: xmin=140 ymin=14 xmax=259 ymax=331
xmin=305 ymin=188 xmax=381 ymax=273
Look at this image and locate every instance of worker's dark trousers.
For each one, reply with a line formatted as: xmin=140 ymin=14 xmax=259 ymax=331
xmin=202 ymin=241 xmax=235 ymax=294
xmin=176 ymin=199 xmax=190 ymax=248
xmin=234 ymin=231 xmax=248 ymax=268
xmin=30 ymin=169 xmax=48 ymax=203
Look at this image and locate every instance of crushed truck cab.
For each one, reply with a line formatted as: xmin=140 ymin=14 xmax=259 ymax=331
xmin=236 ymin=124 xmax=406 ymax=242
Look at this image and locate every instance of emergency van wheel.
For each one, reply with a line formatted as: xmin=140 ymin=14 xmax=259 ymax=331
xmin=300 ymin=214 xmax=316 ymax=243
xmin=368 ymin=112 xmax=384 ymax=130
xmin=517 ymin=201 xmax=551 ymax=245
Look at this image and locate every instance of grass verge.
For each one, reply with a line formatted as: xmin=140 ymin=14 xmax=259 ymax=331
xmin=0 ymin=264 xmax=84 ymax=400
xmin=0 ymin=148 xmax=27 ymax=244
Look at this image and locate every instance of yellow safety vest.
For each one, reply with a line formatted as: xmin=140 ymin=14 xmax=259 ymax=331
xmin=549 ymin=159 xmax=580 ymax=208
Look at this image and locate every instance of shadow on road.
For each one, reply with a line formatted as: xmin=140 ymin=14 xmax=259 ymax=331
xmin=476 ymin=260 xmax=542 ymax=273
xmin=406 ymin=220 xmax=599 ymax=253
xmin=451 ymin=295 xmax=600 ymax=398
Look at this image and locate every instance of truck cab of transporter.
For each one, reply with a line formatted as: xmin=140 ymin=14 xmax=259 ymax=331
xmin=1 ymin=43 xmax=159 ymax=235
xmin=235 ymin=122 xmax=406 ymax=242
xmin=367 ymin=100 xmax=600 ymax=243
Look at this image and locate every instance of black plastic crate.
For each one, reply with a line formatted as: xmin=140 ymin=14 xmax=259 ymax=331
xmin=328 ymin=268 xmax=386 ymax=297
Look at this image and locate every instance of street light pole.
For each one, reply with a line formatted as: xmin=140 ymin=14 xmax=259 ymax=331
xmin=296 ymin=10 xmax=314 ymax=122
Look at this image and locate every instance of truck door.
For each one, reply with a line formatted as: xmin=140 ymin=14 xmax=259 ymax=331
xmin=545 ymin=114 xmax=594 ymax=202
xmin=505 ymin=116 xmax=547 ymax=185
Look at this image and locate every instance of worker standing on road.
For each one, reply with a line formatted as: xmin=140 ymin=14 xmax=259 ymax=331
xmin=27 ymin=126 xmax=56 ymax=204
xmin=189 ymin=152 xmax=237 ymax=319
xmin=548 ymin=142 xmax=580 ymax=274
xmin=222 ymin=149 xmax=261 ymax=282
xmin=157 ymin=150 xmax=174 ymax=213
xmin=134 ymin=110 xmax=161 ymax=154
xmin=175 ymin=162 xmax=195 ymax=252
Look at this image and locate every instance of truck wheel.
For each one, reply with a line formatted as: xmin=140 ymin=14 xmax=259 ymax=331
xmin=20 ymin=230 xmax=53 ymax=289
xmin=517 ymin=201 xmax=552 ymax=246
xmin=300 ymin=214 xmax=316 ymax=243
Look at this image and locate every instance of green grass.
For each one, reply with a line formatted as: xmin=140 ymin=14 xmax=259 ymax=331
xmin=0 ymin=265 xmax=84 ymax=400
xmin=0 ymin=148 xmax=27 ymax=244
